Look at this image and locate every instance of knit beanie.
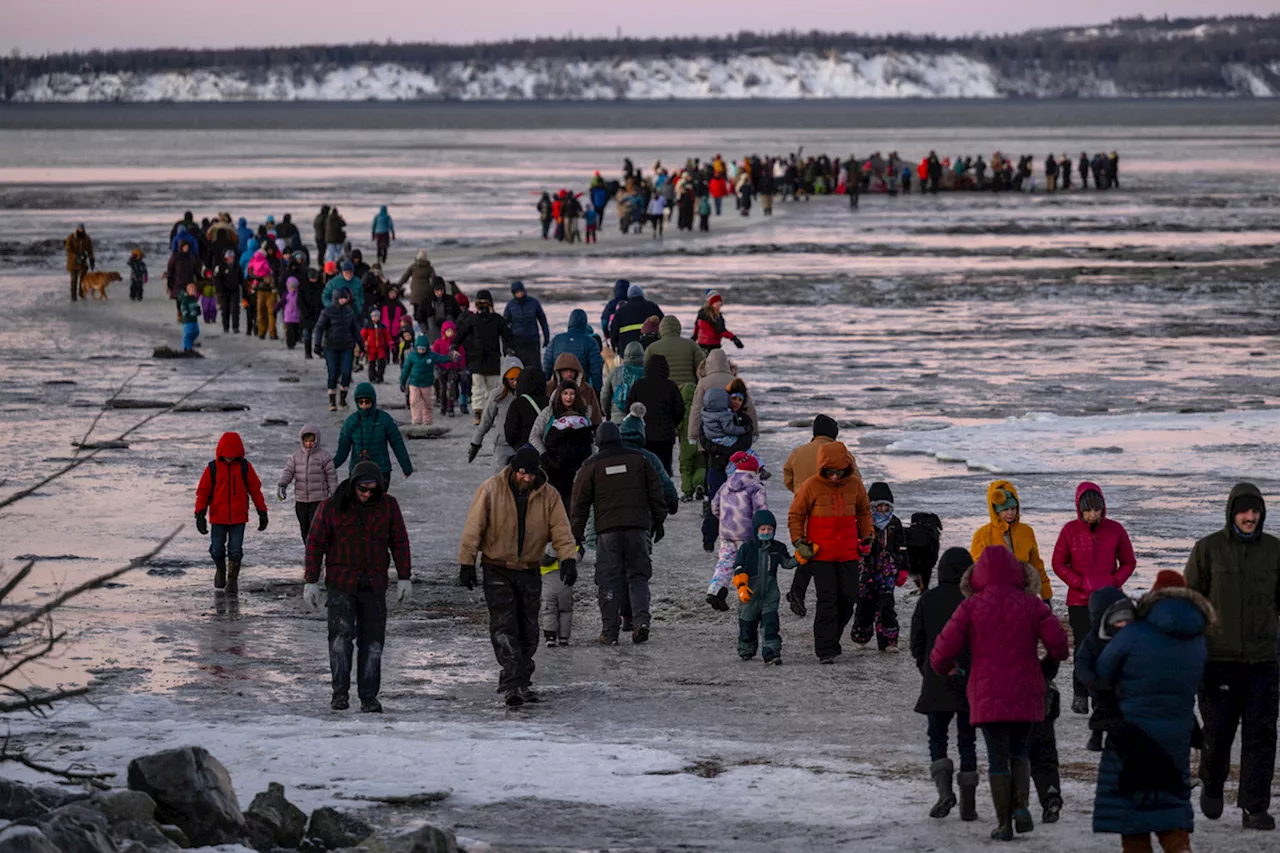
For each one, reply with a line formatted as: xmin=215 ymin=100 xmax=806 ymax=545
xmin=596 ymin=422 xmax=622 ymax=447
xmin=627 ymin=284 xmax=644 ymax=299
xmin=729 ymin=451 xmax=759 ymax=473
xmin=1152 ymin=570 xmax=1187 ymax=592
xmin=476 ymin=289 xmax=493 ymax=304
xmin=1231 ymin=492 xmax=1265 ymax=517
xmin=620 ymin=403 xmax=647 ymax=445
xmin=705 ymin=289 xmax=723 ymax=306
xmin=641 ymin=315 xmax=661 ymax=335
xmin=868 ymin=482 xmax=895 ymax=505
xmin=510 ymin=446 xmax=541 ymax=475
xmin=455 ymin=292 xmax=470 ymax=308
xmin=812 ymin=414 xmax=839 ymax=439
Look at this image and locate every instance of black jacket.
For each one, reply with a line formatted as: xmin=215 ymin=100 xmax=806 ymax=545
xmin=212 ymin=262 xmax=243 ymax=299
xmin=503 ymin=368 xmax=548 ymax=451
xmin=625 ymin=356 xmax=685 ymax=443
xmin=910 ymin=548 xmax=973 ymax=714
xmin=314 ymin=303 xmax=362 ymax=352
xmin=455 ymin=309 xmax=513 ymax=376
xmin=299 ymin=276 xmax=325 ymax=327
xmin=609 ymin=297 xmax=663 ymax=352
xmin=569 ymin=442 xmax=666 ymax=538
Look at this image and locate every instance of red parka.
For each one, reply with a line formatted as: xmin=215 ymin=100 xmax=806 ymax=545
xmin=1050 ymin=482 xmax=1137 ymax=607
xmin=931 ymin=546 xmax=1069 ymax=725
xmin=194 ymin=432 xmax=268 ymax=525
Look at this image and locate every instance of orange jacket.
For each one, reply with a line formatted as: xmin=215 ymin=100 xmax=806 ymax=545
xmin=969 ymin=479 xmax=1052 ymax=600
xmin=787 ymin=442 xmax=872 ymax=562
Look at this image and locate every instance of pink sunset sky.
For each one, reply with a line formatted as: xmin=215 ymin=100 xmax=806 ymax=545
xmin=4 ymin=0 xmax=1276 ymax=54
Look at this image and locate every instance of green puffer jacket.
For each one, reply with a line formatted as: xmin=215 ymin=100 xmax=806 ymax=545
xmin=334 ymin=383 xmax=413 ymax=477
xmin=1185 ymin=482 xmax=1280 ymax=664
xmin=399 ymin=335 xmax=452 ymax=388
xmin=733 ymin=513 xmax=798 ymax=621
xmin=177 ymin=292 xmax=201 ymax=324
xmin=644 ymin=315 xmax=705 ymax=386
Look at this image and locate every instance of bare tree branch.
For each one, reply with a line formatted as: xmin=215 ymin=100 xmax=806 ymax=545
xmin=0 ymin=734 xmax=114 ymax=788
xmin=0 ymin=562 xmax=34 ymax=604
xmin=75 ymin=365 xmax=142 ymax=452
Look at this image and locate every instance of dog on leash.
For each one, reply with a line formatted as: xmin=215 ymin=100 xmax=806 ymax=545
xmin=80 ymin=271 xmax=122 ymax=300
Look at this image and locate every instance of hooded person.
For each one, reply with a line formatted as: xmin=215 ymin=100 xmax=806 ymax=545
xmin=600 ymin=279 xmax=630 ymax=339
xmin=1074 ymin=587 xmax=1135 ymax=756
xmin=503 ymin=281 xmax=550 ymax=372
xmin=618 ymin=402 xmax=679 ymax=513
xmin=608 ymin=284 xmax=663 ymax=353
xmin=371 ymin=205 xmax=395 ymax=264
xmin=537 ymin=352 xmax=603 ymax=435
xmin=193 ymin=432 xmax=269 ymax=596
xmin=539 ymin=379 xmax=597 ymax=509
xmin=323 ymin=261 xmax=363 ymax=314
xmin=399 ymin=333 xmax=454 ymax=426
xmin=397 ymin=249 xmax=436 ymax=310
xmin=414 ymin=276 xmax=460 ymax=344
xmin=1184 ymin=483 xmax=1280 ymax=829
xmin=707 ymin=451 xmax=768 ymax=610
xmin=1051 ymin=483 xmax=1137 ymax=714
xmin=911 ymin=548 xmax=980 ymax=822
xmin=624 ymin=353 xmax=685 ymax=475
xmin=303 ymin=459 xmax=411 ymax=713
xmin=333 ymin=383 xmax=413 ymax=486
xmin=323 ymin=206 xmax=347 ymax=262
xmin=971 ymin=480 xmax=1052 ymax=602
xmin=470 ymin=356 xmax=524 ymax=471
xmin=454 ymin=288 xmax=514 ymax=425
xmin=542 ymin=308 xmax=604 ymax=391
xmin=688 ymin=349 xmax=759 ymax=445
xmin=236 ymin=217 xmax=254 ymax=253
xmin=644 ymin=315 xmax=705 ymax=386
xmin=601 ymin=342 xmax=646 ymax=424
xmin=278 ymin=423 xmax=338 ymax=542
xmin=459 ymin=445 xmax=578 ymax=706
xmin=313 ymin=286 xmax=364 ymax=410
xmin=503 ymin=366 xmax=550 ymax=453
xmin=730 ymin=509 xmax=798 ymax=664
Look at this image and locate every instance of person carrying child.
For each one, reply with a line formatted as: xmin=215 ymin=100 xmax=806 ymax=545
xmin=851 ymin=481 xmax=910 ymax=652
xmin=971 ymin=480 xmax=1053 ymax=602
xmin=707 ymin=451 xmax=768 ymax=611
xmin=731 ymin=509 xmax=797 ymax=665
xmin=194 ymin=432 xmax=269 ymax=595
xmin=431 ymin=320 xmax=466 ymax=417
xmin=278 ymin=424 xmax=338 ymax=541
xmin=128 ymin=248 xmax=148 ymax=302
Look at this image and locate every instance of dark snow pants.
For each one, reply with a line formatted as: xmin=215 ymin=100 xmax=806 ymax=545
xmin=482 ymin=565 xmax=541 ymax=692
xmin=327 ymin=584 xmax=387 ymax=701
xmin=595 ymin=528 xmax=652 ymax=639
xmin=928 ymin=710 xmax=978 ymax=772
xmin=981 ymin=722 xmax=1033 ymax=775
xmin=511 ymin=339 xmax=541 ymax=376
xmin=738 ymin=609 xmax=781 ymax=661
xmin=1199 ymin=660 xmax=1279 ymax=813
xmin=809 ymin=560 xmax=857 ymax=660
xmin=296 ymin=501 xmax=320 ymax=542
xmin=1068 ymin=604 xmax=1091 ymax=703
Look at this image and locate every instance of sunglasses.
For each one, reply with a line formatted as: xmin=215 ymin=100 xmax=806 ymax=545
xmin=821 ymin=468 xmax=844 ymax=478
xmin=355 ymin=484 xmax=377 ymax=494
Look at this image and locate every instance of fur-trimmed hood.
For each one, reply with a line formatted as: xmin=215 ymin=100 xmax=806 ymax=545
xmin=1138 ymin=585 xmax=1217 ymax=636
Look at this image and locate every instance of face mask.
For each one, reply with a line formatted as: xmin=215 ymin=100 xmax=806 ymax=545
xmin=758 ymin=531 xmax=774 ymax=542
xmin=872 ymin=509 xmax=893 ymax=530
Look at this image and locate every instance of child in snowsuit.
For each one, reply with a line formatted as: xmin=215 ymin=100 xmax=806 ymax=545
xmin=200 ymin=274 xmax=218 ymax=323
xmin=584 ymin=206 xmax=599 ymax=243
xmin=731 ymin=509 xmax=797 ymax=664
xmin=1074 ymin=586 xmax=1135 ymax=753
xmin=707 ymin=451 xmax=767 ymax=611
xmin=362 ymin=307 xmax=393 ymax=384
xmin=431 ymin=320 xmax=466 ymax=416
xmin=178 ymin=282 xmax=201 ymax=352
xmin=277 ymin=424 xmax=338 ymax=541
xmin=194 ymin=432 xmax=268 ymax=595
xmin=971 ymin=479 xmax=1052 ymax=601
xmin=851 ymin=481 xmax=910 ymax=651
xmin=399 ymin=334 xmax=453 ymax=426
xmin=281 ymin=277 xmax=303 ymax=350
xmin=128 ymin=248 xmax=148 ymax=301
xmin=540 ymin=545 xmax=573 ymax=647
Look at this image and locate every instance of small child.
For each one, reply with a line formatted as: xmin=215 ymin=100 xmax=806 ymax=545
xmin=127 ymin=248 xmax=148 ymax=301
xmin=540 ymin=545 xmax=573 ymax=647
xmin=707 ymin=451 xmax=767 ymax=611
xmin=971 ymin=480 xmax=1052 ymax=602
xmin=698 ymin=194 xmax=711 ymax=232
xmin=194 ymin=432 xmax=268 ymax=595
xmin=281 ymin=277 xmax=302 ymax=350
xmin=730 ymin=509 xmax=797 ymax=664
xmin=399 ymin=334 xmax=453 ymax=426
xmin=1075 ymin=586 xmax=1135 ymax=752
xmin=381 ymin=285 xmax=409 ymax=344
xmin=200 ymin=272 xmax=218 ymax=323
xmin=241 ymin=268 xmax=257 ymax=337
xmin=362 ymin=307 xmax=392 ymax=384
xmin=430 ymin=320 xmax=466 ymax=416
xmin=583 ymin=206 xmax=599 ymax=244
xmin=277 ymin=424 xmax=338 ymax=542
xmin=178 ymin=282 xmax=201 ymax=352
xmin=1032 ymin=655 xmax=1066 ymax=824
xmin=850 ymin=481 xmax=910 ymax=652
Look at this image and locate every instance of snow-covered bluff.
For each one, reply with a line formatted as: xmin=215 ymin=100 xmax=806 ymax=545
xmin=12 ymin=51 xmax=1279 ymax=102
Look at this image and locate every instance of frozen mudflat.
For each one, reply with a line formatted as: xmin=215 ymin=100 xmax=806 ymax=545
xmin=1 ymin=104 xmax=1279 ymax=850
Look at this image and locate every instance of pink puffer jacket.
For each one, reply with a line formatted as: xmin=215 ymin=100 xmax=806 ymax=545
xmin=1050 ymin=482 xmax=1137 ymax=607
xmin=931 ymin=546 xmax=1069 ymax=725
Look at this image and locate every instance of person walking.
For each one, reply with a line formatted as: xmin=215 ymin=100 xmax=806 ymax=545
xmin=570 ymin=422 xmax=668 ymax=646
xmin=64 ymin=223 xmax=95 ymax=302
xmin=370 ymin=205 xmax=395 ymax=265
xmin=313 ymin=205 xmax=330 ymax=264
xmin=277 ymin=424 xmax=338 ymax=542
xmin=193 ymin=432 xmax=269 ymax=596
xmin=469 ymin=356 xmax=524 ymax=471
xmin=303 ymin=460 xmax=412 ymax=713
xmin=397 ymin=249 xmax=436 ymax=313
xmin=458 ymin=446 xmax=578 ymax=706
xmin=542 ymin=309 xmax=604 ymax=393
xmin=333 ymin=384 xmax=413 ymax=487
xmin=313 ymin=287 xmax=364 ymax=411
xmin=644 ymin=315 xmax=706 ymax=500
xmin=503 ymin=282 xmax=550 ymax=372
xmin=324 ymin=206 xmax=347 ymax=263
xmin=781 ymin=415 xmax=854 ymax=616
xmin=455 ymin=289 xmax=515 ymax=426
xmin=1185 ymin=482 xmax=1280 ymax=830
xmin=624 ymin=354 xmax=685 ymax=475
xmin=608 ymin=284 xmax=663 ymax=354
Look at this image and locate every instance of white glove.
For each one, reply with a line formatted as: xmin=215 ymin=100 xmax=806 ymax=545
xmin=396 ymin=579 xmax=413 ymax=604
xmin=277 ymin=484 xmax=288 ymax=502
xmin=303 ymin=582 xmax=323 ymax=609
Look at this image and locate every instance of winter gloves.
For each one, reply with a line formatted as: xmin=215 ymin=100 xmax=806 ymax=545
xmin=793 ymin=539 xmax=818 ymax=563
xmin=467 ymin=443 xmax=481 ymax=464
xmin=731 ymin=335 xmax=744 ymax=349
xmin=459 ymin=563 xmax=477 ymax=590
xmin=560 ymin=558 xmax=578 ymax=587
xmin=257 ymin=509 xmax=269 ymax=531
xmin=733 ymin=572 xmax=752 ymax=603
xmin=895 ymin=569 xmax=909 ymax=587
xmin=858 ymin=538 xmax=873 ymax=557
xmin=652 ymin=522 xmax=665 ymax=544
xmin=396 ymin=579 xmax=413 ymax=603
xmin=195 ymin=511 xmax=208 ymax=535
xmin=303 ymin=582 xmax=323 ymax=608
xmin=277 ymin=484 xmax=288 ymax=502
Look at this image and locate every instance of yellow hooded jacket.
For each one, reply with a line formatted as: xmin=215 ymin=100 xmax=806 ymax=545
xmin=970 ymin=480 xmax=1052 ymax=600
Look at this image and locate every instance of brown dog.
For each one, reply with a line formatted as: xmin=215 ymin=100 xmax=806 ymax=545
xmin=80 ymin=271 xmax=122 ymax=300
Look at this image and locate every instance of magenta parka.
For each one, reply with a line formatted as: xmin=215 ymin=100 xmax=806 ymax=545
xmin=930 ymin=546 xmax=1069 ymax=725
xmin=1050 ymin=482 xmax=1136 ymax=607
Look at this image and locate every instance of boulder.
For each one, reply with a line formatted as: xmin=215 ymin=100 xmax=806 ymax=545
xmin=89 ymin=791 xmax=156 ymax=826
xmin=389 ymin=824 xmax=458 ymax=853
xmin=126 ymin=747 xmax=246 ymax=847
xmin=156 ymin=825 xmax=189 ymax=849
xmin=244 ymin=783 xmax=306 ymax=851
xmin=0 ymin=778 xmax=87 ymax=821
xmin=110 ymin=821 xmax=181 ymax=853
xmin=304 ymin=808 xmax=372 ymax=851
xmin=37 ymin=804 xmax=117 ymax=853
xmin=0 ymin=826 xmax=62 ymax=853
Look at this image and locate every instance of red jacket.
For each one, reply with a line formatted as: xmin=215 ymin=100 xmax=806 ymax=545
xmin=708 ymin=177 xmax=729 ymax=199
xmin=304 ymin=472 xmax=411 ymax=594
xmin=194 ymin=432 xmax=268 ymax=525
xmin=1051 ymin=482 xmax=1136 ymax=607
xmin=787 ymin=442 xmax=873 ymax=563
xmin=931 ymin=546 xmax=1069 ymax=725
xmin=361 ymin=323 xmax=392 ymax=361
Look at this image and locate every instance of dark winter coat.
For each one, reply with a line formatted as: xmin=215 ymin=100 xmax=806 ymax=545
xmin=542 ymin=309 xmax=604 ymax=390
xmin=324 ymin=209 xmax=346 ymax=245
xmin=609 ymin=296 xmax=664 ymax=353
xmin=454 ymin=309 xmax=513 ymax=376
xmin=304 ymin=460 xmax=411 ymax=595
xmin=1051 ymin=482 xmax=1137 ymax=606
xmin=313 ymin=207 xmax=329 ymax=245
xmin=165 ymin=250 xmax=200 ymax=295
xmin=313 ymin=302 xmax=362 ymax=352
xmin=1184 ymin=482 xmax=1280 ymax=664
xmin=194 ymin=432 xmax=268 ymax=525
xmin=1074 ymin=587 xmax=1130 ymax=693
xmin=503 ymin=293 xmax=550 ymax=344
xmin=333 ymin=384 xmax=412 ymax=477
xmin=503 ymin=368 xmax=548 ymax=451
xmin=644 ymin=315 xmax=706 ymax=387
xmin=299 ymin=276 xmax=324 ymax=327
xmin=1092 ymin=588 xmax=1212 ymax=836
xmin=600 ymin=279 xmax=630 ymax=335
xmin=415 ymin=286 xmax=460 ymax=342
xmin=911 ymin=548 xmax=974 ymax=714
xmin=625 ymin=355 xmax=685 ymax=443
xmin=931 ymin=546 xmax=1070 ymax=725
xmin=397 ymin=256 xmax=436 ymax=308
xmin=569 ymin=436 xmax=667 ymax=539
xmin=733 ymin=521 xmax=798 ymax=621
xmin=212 ymin=261 xmax=243 ymax=299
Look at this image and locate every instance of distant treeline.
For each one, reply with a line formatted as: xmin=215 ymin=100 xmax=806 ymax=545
xmin=3 ymin=14 xmax=1279 ymax=99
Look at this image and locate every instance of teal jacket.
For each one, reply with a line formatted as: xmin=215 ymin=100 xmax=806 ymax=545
xmin=399 ymin=335 xmax=452 ymax=388
xmin=334 ymin=383 xmax=412 ymax=476
xmin=177 ymin=292 xmax=201 ymax=324
xmin=322 ymin=274 xmax=363 ymax=314
xmin=734 ymin=536 xmax=797 ymax=620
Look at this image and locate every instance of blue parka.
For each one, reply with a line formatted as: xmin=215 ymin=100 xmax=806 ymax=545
xmin=503 ymin=283 xmax=550 ymax=344
xmin=600 ymin=279 xmax=629 ymax=334
xmin=334 ymin=383 xmax=413 ymax=478
xmin=542 ymin=309 xmax=604 ymax=391
xmin=371 ymin=206 xmax=395 ymax=236
xmin=235 ymin=218 xmax=254 ymax=251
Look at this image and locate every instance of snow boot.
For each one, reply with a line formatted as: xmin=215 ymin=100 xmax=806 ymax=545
xmin=360 ymin=698 xmax=383 ymax=713
xmin=1071 ymin=694 xmax=1089 ymax=715
xmin=213 ymin=558 xmax=227 ymax=590
xmin=304 ymin=347 xmax=312 ymax=359
xmin=786 ymin=590 xmax=807 ymax=617
xmin=518 ymin=686 xmax=540 ymax=704
xmin=958 ymin=771 xmax=979 ymax=821
xmin=988 ymin=773 xmax=1014 ymax=841
xmin=1243 ymin=810 xmax=1276 ymax=831
xmin=225 ymin=560 xmax=241 ymax=596
xmin=598 ymin=634 xmax=618 ymax=646
xmin=1012 ymin=758 xmax=1034 ymax=834
xmin=328 ymin=392 xmax=337 ymax=412
xmin=706 ymin=588 xmax=729 ymax=612
xmin=928 ymin=758 xmax=957 ymax=819
xmin=544 ymin=631 xmax=558 ymax=647
xmin=1200 ymin=788 xmax=1224 ymax=819
xmin=503 ymin=688 xmax=524 ymax=707
xmin=632 ymin=624 xmax=650 ymax=644
xmin=331 ymin=693 xmax=349 ymax=711
xmin=1042 ymin=795 xmax=1062 ymax=824
xmin=339 ymin=388 xmax=348 ymax=408
xmin=558 ymin=637 xmax=569 ymax=647
xmin=1086 ymin=729 xmax=1104 ymax=752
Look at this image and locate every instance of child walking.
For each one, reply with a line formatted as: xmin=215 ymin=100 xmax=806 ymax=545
xmin=399 ymin=334 xmax=453 ymax=425
xmin=707 ymin=451 xmax=767 ymax=611
xmin=1074 ymin=587 xmax=1136 ymax=753
xmin=851 ymin=481 xmax=910 ymax=652
xmin=277 ymin=424 xmax=338 ymax=542
xmin=731 ymin=510 xmax=797 ymax=664
xmin=178 ymin=282 xmax=201 ymax=352
xmin=362 ymin=307 xmax=393 ymax=383
xmin=584 ymin=206 xmax=599 ymax=244
xmin=430 ymin=320 xmax=466 ymax=416
xmin=193 ymin=432 xmax=269 ymax=595
xmin=200 ymin=274 xmax=218 ymax=323
xmin=698 ymin=194 xmax=711 ymax=232
xmin=128 ymin=248 xmax=148 ymax=301
xmin=281 ymin=277 xmax=303 ymax=350
xmin=540 ymin=545 xmax=573 ymax=647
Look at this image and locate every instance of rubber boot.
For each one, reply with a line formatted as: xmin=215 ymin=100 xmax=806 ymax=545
xmin=213 ymin=558 xmax=227 ymax=590
xmin=928 ymin=758 xmax=957 ymax=818
xmin=1012 ymin=758 xmax=1034 ymax=834
xmin=225 ymin=560 xmax=241 ymax=596
xmin=989 ymin=773 xmax=1014 ymax=841
xmin=339 ymin=388 xmax=348 ymax=408
xmin=328 ymin=392 xmax=337 ymax=412
xmin=958 ymin=771 xmax=979 ymax=822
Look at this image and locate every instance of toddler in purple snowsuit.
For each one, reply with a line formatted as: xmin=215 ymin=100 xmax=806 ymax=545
xmin=706 ymin=451 xmax=767 ymax=611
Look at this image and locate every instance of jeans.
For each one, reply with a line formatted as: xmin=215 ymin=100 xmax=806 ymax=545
xmin=981 ymin=721 xmax=1033 ymax=775
xmin=325 ymin=243 xmax=343 ymax=262
xmin=182 ymin=321 xmax=200 ymax=352
xmin=927 ymin=709 xmax=978 ymax=772
xmin=209 ymin=523 xmax=245 ymax=563
xmin=1198 ymin=660 xmax=1279 ymax=813
xmin=482 ymin=565 xmax=541 ymax=691
xmin=323 ymin=347 xmax=354 ymax=390
xmin=595 ymin=528 xmax=653 ymax=638
xmin=713 ymin=196 xmax=722 ymax=215
xmin=327 ymin=585 xmax=387 ymax=701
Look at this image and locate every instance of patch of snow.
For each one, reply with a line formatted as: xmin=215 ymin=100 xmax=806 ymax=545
xmin=1223 ymin=63 xmax=1275 ymax=97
